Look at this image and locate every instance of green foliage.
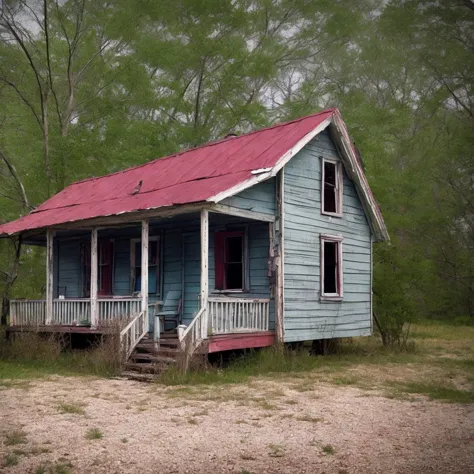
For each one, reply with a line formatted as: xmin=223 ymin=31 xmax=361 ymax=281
xmin=373 ymin=243 xmax=416 ymax=346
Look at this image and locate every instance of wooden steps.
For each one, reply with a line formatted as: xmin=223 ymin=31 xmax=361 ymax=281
xmin=122 ymin=332 xmax=182 ymax=381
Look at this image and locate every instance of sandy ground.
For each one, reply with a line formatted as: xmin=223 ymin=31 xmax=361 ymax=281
xmin=0 ymin=376 xmax=473 ymax=474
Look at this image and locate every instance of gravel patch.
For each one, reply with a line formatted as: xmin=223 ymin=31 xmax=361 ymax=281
xmin=0 ymin=376 xmax=473 ymax=473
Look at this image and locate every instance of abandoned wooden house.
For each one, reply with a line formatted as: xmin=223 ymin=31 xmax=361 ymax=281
xmin=0 ymin=108 xmax=388 ymax=376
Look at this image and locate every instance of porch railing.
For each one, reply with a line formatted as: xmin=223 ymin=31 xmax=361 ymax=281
xmin=208 ymin=297 xmax=270 ymax=334
xmin=178 ymin=306 xmax=206 ymax=371
xmin=10 ymin=300 xmax=46 ymax=326
xmin=120 ymin=309 xmax=148 ymax=360
xmin=9 ymin=297 xmax=142 ymax=326
xmin=97 ymin=299 xmax=141 ymax=323
xmin=53 ymin=299 xmax=90 ymax=325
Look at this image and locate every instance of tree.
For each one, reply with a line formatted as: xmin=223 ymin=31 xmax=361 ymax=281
xmin=0 ymin=0 xmax=473 ymax=330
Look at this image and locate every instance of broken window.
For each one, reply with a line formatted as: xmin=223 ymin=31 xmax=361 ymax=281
xmin=322 ymin=160 xmax=342 ymax=215
xmin=320 ymin=235 xmax=343 ymax=299
xmin=214 ymin=231 xmax=246 ymax=291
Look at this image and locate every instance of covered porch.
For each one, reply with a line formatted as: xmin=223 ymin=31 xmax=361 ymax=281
xmin=8 ymin=205 xmax=278 ymax=358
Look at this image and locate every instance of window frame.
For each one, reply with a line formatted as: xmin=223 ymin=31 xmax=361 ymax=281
xmin=321 ymin=158 xmax=343 ymax=217
xmin=213 ymin=229 xmax=249 ymax=293
xmin=130 ymin=234 xmax=162 ymax=297
xmin=320 ymin=234 xmax=344 ymax=301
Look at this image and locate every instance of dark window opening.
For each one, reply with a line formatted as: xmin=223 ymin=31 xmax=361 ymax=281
xmin=214 ymin=231 xmax=245 ymax=291
xmin=323 ymin=161 xmax=340 ymax=214
xmin=225 ymin=236 xmax=243 ymax=290
xmin=323 ymin=241 xmax=338 ymax=294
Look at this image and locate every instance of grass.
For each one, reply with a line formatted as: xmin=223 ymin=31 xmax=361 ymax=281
xmin=1 ymin=321 xmax=473 ymax=404
xmin=295 ymin=414 xmax=322 ymax=423
xmin=389 ymin=381 xmax=474 ymax=404
xmin=57 ymin=402 xmax=86 ymax=415
xmin=267 ymin=443 xmax=285 ymax=457
xmin=0 ymin=379 xmax=32 ymax=390
xmin=156 ymin=320 xmax=474 ymax=404
xmin=4 ymin=453 xmax=19 ymax=467
xmin=35 ymin=461 xmax=73 ymax=474
xmin=5 ymin=429 xmax=27 ymax=445
xmin=0 ymin=330 xmax=123 ymax=380
xmin=84 ymin=428 xmax=103 ymax=440
xmin=322 ymin=444 xmax=335 ymax=455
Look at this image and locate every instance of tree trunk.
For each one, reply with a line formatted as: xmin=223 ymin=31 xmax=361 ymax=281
xmin=1 ymin=237 xmax=22 ymax=326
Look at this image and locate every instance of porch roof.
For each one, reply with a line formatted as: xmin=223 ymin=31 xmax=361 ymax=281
xmin=0 ymin=108 xmax=389 ymax=241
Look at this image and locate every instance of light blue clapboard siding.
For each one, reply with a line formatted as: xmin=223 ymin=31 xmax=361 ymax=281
xmin=221 ymin=178 xmax=276 ymax=217
xmin=182 ymin=232 xmax=200 ymax=325
xmin=283 ymin=129 xmax=372 ymax=342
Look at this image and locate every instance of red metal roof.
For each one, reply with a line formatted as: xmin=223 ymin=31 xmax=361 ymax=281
xmin=0 ymin=109 xmax=336 ymax=236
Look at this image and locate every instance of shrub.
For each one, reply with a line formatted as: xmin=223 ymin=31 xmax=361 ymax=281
xmin=373 ymin=243 xmax=416 ymax=348
xmin=453 ymin=315 xmax=474 ymax=326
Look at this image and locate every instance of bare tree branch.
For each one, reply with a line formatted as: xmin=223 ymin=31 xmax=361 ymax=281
xmin=0 ymin=147 xmax=31 ymax=212
xmin=0 ymin=76 xmax=43 ymax=129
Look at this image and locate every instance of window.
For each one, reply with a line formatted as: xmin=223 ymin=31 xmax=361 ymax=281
xmin=82 ymin=239 xmax=114 ymax=297
xmin=214 ymin=231 xmax=246 ymax=291
xmin=322 ymin=159 xmax=342 ymax=216
xmin=320 ymin=235 xmax=343 ymax=300
xmin=130 ymin=236 xmax=161 ymax=295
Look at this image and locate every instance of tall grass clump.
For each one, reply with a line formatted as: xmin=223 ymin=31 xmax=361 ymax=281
xmin=0 ymin=322 xmax=124 ymax=378
xmin=0 ymin=332 xmax=63 ymax=362
xmin=73 ymin=331 xmax=123 ymax=377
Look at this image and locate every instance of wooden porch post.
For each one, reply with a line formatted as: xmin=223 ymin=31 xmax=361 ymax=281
xmin=45 ymin=230 xmax=54 ymax=325
xmin=141 ymin=220 xmax=149 ymax=323
xmin=275 ymin=171 xmax=285 ymax=344
xmin=90 ymin=228 xmax=98 ymax=328
xmin=200 ymin=209 xmax=209 ymax=339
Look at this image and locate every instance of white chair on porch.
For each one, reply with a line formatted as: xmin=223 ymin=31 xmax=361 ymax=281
xmin=153 ymin=290 xmax=182 ymax=335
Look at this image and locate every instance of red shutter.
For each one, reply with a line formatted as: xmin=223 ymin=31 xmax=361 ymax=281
xmin=99 ymin=240 xmax=114 ymax=295
xmin=214 ymin=232 xmax=225 ymax=290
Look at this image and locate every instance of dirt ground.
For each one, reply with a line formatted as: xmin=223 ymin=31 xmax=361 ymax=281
xmin=0 ymin=376 xmax=473 ymax=474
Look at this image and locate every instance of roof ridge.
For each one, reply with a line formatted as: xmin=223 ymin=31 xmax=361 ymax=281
xmin=68 ymin=108 xmax=337 ymax=187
